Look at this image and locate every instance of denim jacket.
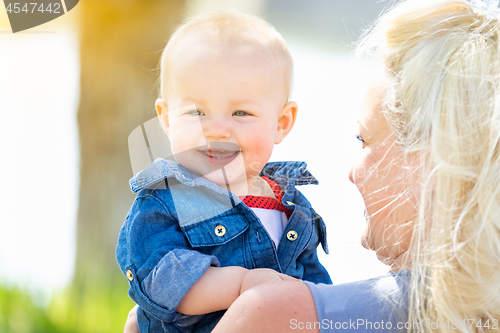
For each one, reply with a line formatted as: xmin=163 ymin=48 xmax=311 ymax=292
xmin=116 ymin=159 xmax=331 ymax=333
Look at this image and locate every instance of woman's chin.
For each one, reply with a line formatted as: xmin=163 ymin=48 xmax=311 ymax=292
xmin=360 ymin=228 xmax=375 ymax=250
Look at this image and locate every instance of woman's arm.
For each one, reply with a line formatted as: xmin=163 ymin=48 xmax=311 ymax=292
xmin=123 ymin=270 xmax=301 ymax=332
xmin=212 ymin=280 xmax=319 ymax=333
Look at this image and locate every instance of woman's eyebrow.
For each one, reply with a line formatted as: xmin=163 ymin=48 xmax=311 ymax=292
xmin=358 ymin=119 xmax=369 ymax=132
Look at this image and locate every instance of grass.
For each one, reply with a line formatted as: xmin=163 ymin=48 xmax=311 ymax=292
xmin=0 ymin=279 xmax=135 ymax=333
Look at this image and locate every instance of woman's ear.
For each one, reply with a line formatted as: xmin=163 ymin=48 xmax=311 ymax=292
xmin=155 ymin=99 xmax=170 ymax=137
xmin=275 ymin=101 xmax=298 ymax=144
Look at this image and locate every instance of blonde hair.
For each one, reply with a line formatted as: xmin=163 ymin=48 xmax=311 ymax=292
xmin=358 ymin=0 xmax=500 ymax=332
xmin=158 ymin=10 xmax=293 ymax=102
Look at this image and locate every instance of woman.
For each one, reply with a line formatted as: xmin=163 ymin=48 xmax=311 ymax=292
xmin=126 ymin=0 xmax=500 ymax=331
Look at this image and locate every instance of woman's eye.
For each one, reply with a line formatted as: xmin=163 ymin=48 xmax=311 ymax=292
xmin=355 ymin=133 xmax=366 ymax=145
xmin=233 ymin=110 xmax=249 ymax=116
xmin=187 ymin=110 xmax=204 ymax=116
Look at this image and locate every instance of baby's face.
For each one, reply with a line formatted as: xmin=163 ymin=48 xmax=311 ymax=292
xmin=158 ymin=43 xmax=291 ymax=191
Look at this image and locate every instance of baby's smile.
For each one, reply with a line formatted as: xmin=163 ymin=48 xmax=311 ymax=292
xmin=201 ymin=150 xmax=239 ymax=159
xmin=197 ymin=142 xmax=241 ymax=166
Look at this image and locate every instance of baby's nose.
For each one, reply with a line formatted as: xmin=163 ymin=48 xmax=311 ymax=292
xmin=203 ymin=118 xmax=231 ymax=140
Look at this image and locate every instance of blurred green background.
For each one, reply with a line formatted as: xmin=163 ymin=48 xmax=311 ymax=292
xmin=0 ymin=0 xmax=388 ymax=332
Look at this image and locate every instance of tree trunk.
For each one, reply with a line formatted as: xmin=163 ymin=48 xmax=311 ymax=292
xmin=75 ymin=0 xmax=185 ymax=290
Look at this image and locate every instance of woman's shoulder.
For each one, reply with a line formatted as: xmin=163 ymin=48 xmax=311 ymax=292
xmin=303 ymin=271 xmax=411 ymax=332
xmin=305 ymin=270 xmax=411 ymax=298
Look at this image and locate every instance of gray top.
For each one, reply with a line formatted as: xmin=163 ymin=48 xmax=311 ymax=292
xmin=303 ymin=271 xmax=411 ymax=332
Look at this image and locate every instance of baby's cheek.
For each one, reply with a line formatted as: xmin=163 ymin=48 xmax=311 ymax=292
xmin=243 ymin=136 xmax=273 ymax=156
xmin=170 ymin=128 xmax=204 ymax=152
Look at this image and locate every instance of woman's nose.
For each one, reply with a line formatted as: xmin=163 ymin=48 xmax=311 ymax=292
xmin=348 ymin=165 xmax=355 ymax=184
xmin=203 ymin=117 xmax=231 ymax=140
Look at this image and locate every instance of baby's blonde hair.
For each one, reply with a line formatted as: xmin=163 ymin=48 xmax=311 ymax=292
xmin=358 ymin=0 xmax=500 ymax=332
xmin=158 ymin=10 xmax=293 ymax=102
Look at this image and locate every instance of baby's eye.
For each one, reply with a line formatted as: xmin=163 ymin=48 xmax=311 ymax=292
xmin=187 ymin=110 xmax=204 ymax=116
xmin=233 ymin=110 xmax=250 ymax=116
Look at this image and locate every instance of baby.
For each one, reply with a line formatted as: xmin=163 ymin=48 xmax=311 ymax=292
xmin=116 ymin=11 xmax=331 ymax=333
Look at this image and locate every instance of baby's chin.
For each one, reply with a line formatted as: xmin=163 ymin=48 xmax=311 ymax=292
xmin=202 ymin=169 xmax=248 ymax=191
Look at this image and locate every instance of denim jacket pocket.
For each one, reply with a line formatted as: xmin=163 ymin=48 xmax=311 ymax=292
xmin=182 ymin=214 xmax=248 ymax=248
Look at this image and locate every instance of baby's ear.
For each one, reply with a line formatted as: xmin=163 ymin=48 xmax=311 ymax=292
xmin=275 ymin=101 xmax=298 ymax=144
xmin=155 ymin=99 xmax=170 ymax=136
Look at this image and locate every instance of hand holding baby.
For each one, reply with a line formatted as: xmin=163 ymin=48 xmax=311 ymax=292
xmin=239 ymin=268 xmax=298 ymax=295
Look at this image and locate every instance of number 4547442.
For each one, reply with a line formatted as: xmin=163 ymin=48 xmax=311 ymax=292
xmin=6 ymin=3 xmax=62 ymax=14
xmin=447 ymin=319 xmax=499 ymax=330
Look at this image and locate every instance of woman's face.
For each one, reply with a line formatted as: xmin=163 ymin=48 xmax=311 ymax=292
xmin=349 ymin=80 xmax=417 ymax=270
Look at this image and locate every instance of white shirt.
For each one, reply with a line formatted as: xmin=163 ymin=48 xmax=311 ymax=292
xmin=249 ymin=207 xmax=288 ymax=247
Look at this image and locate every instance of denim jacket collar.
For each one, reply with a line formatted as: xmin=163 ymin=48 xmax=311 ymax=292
xmin=129 ymin=159 xmax=318 ymax=194
xmin=261 ymin=161 xmax=319 ymax=187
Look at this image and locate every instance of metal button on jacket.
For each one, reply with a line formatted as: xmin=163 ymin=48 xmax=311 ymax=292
xmin=287 ymin=230 xmax=298 ymax=241
xmin=126 ymin=270 xmax=134 ymax=281
xmin=215 ymin=225 xmax=226 ymax=237
xmin=286 ymin=201 xmax=294 ymax=205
